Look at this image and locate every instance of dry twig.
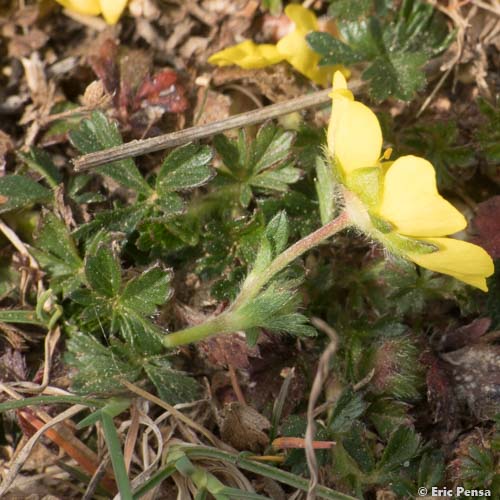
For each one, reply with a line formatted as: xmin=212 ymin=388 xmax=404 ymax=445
xmin=73 ymin=84 xmax=361 ymax=171
xmin=305 ymin=318 xmax=339 ymax=500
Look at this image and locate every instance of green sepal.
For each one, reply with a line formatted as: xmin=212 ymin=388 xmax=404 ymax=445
xmin=370 ymin=214 xmax=394 ymax=234
xmin=345 ymin=166 xmax=383 ymax=208
xmin=384 ymin=232 xmax=439 ymax=256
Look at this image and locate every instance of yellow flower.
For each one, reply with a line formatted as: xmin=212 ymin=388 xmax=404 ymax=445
xmin=328 ymin=72 xmax=494 ymax=291
xmin=207 ymin=40 xmax=284 ymax=70
xmin=208 ymin=5 xmax=341 ymax=86
xmin=56 ymin=0 xmax=128 ymax=24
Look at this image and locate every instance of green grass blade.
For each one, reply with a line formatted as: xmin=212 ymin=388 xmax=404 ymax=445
xmin=100 ymin=411 xmax=133 ymax=500
xmin=0 ymin=395 xmax=105 ymax=413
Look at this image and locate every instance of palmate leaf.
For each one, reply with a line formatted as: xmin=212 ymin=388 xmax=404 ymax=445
xmin=74 ymin=243 xmax=172 ymax=353
xmin=214 ymin=124 xmax=301 ymax=207
xmin=308 ymin=0 xmax=453 ymax=100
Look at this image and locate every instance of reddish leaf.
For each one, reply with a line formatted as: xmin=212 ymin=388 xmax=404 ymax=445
xmin=421 ymin=351 xmax=458 ymax=426
xmin=134 ymin=69 xmax=188 ymax=113
xmin=89 ymin=39 xmax=119 ymax=97
xmin=431 ymin=317 xmax=491 ymax=352
xmin=198 ymin=332 xmax=260 ymax=369
xmin=88 ymin=40 xmax=188 ymax=130
xmin=471 ymin=195 xmax=500 ymax=258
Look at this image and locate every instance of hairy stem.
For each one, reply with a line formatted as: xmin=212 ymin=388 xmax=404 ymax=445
xmin=162 ymin=212 xmax=350 ymax=348
xmin=230 ymin=210 xmax=350 ymax=310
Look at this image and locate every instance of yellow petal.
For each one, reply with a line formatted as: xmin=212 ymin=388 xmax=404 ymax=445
xmin=276 ymin=4 xmax=331 ymax=85
xmin=56 ymin=0 xmax=101 ymax=16
xmin=379 ymin=156 xmax=466 ymax=237
xmin=284 ymin=4 xmax=318 ymax=32
xmin=333 ymin=71 xmax=347 ymax=90
xmin=100 ymin=0 xmax=128 ymax=24
xmin=208 ymin=40 xmax=284 ymax=69
xmin=408 ymin=237 xmax=494 ymax=291
xmin=327 ymin=95 xmax=382 ymax=173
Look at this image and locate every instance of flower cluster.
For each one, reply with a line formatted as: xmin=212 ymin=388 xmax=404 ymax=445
xmin=328 ymin=72 xmax=494 ymax=291
xmin=56 ymin=0 xmax=128 ymax=25
xmin=208 ymin=5 xmax=342 ymax=86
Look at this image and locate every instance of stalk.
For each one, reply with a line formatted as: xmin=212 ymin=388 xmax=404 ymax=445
xmin=162 ymin=211 xmax=350 ymax=348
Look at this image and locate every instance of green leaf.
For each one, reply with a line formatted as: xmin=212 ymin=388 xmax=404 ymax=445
xmin=244 ymin=327 xmax=261 ymax=347
xmin=0 ymin=175 xmax=52 ymax=214
xmin=116 ymin=313 xmax=164 ymax=356
xmin=213 ymin=134 xmax=242 ymax=173
xmin=120 ymin=266 xmax=172 ymax=315
xmin=18 ymin=148 xmax=62 ymax=189
xmin=418 ymin=451 xmax=445 ymax=490
xmin=367 ymin=398 xmax=410 ymax=440
xmin=342 ymin=422 xmax=375 ymax=474
xmin=157 ymin=144 xmax=214 ymax=193
xmin=77 ymin=398 xmax=130 ymax=428
xmin=377 ymin=426 xmax=421 ymax=473
xmin=251 ymin=124 xmax=295 ymax=174
xmin=329 ymin=388 xmax=368 ymax=434
xmin=306 ymin=32 xmax=362 ymax=66
xmin=65 ymin=331 xmax=142 ymax=394
xmin=0 ymin=309 xmax=45 ymax=326
xmin=144 ymin=361 xmax=200 ymax=405
xmin=250 ymin=165 xmax=301 ymax=192
xmin=328 ymin=0 xmax=372 ymax=21
xmin=155 ymin=192 xmax=185 ymax=215
xmin=214 ymin=124 xmax=300 ymax=207
xmin=69 ymin=111 xmax=152 ymax=196
xmin=31 ymin=212 xmax=83 ymax=295
xmin=73 ymin=204 xmax=150 ymax=241
xmin=476 ymin=97 xmax=500 ymax=163
xmin=85 ymin=245 xmax=121 ymax=297
xmin=237 ymin=281 xmax=316 ymax=337
xmin=315 ymin=156 xmax=337 ymax=225
xmin=308 ymin=0 xmax=453 ymax=101
xmin=264 ymin=211 xmax=289 ymax=256
xmin=363 ymin=51 xmax=427 ymax=101
xmin=136 ymin=214 xmax=200 ymax=255
xmin=67 ymin=174 xmax=106 ymax=204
